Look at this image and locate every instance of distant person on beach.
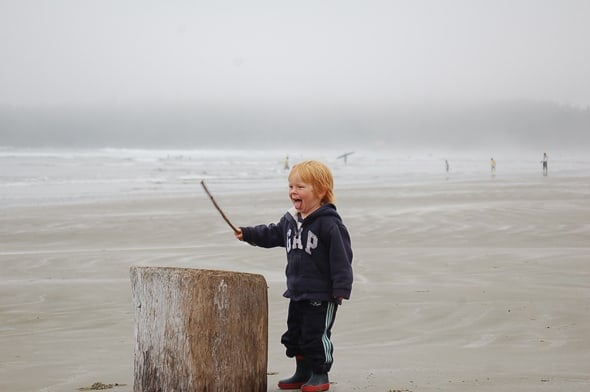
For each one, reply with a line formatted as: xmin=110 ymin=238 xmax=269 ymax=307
xmin=235 ymin=160 xmax=353 ymax=392
xmin=284 ymin=155 xmax=290 ymax=170
xmin=490 ymin=158 xmax=496 ymax=175
xmin=445 ymin=159 xmax=450 ymax=173
xmin=542 ymin=152 xmax=548 ymax=176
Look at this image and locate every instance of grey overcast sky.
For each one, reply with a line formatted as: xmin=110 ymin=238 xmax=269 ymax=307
xmin=1 ymin=0 xmax=589 ymax=108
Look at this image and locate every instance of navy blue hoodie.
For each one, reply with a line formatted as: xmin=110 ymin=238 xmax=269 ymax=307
xmin=241 ymin=203 xmax=353 ymax=302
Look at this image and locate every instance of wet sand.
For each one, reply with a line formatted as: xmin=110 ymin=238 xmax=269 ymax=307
xmin=1 ymin=175 xmax=589 ymax=391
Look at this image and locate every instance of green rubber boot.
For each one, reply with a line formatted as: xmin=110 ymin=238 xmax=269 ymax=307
xmin=301 ymin=372 xmax=330 ymax=392
xmin=278 ymin=356 xmax=312 ymax=390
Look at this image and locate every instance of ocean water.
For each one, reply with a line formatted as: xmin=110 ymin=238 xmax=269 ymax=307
xmin=1 ymin=147 xmax=588 ymax=208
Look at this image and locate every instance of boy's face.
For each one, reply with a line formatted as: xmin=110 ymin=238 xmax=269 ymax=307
xmin=288 ymin=173 xmax=325 ymax=218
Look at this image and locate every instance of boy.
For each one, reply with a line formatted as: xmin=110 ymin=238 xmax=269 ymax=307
xmin=235 ymin=160 xmax=353 ymax=392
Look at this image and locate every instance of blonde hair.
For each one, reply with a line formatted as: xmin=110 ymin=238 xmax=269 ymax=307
xmin=289 ymin=160 xmax=335 ymax=204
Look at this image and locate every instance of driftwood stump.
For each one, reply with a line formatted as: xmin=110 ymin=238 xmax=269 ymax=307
xmin=130 ymin=266 xmax=268 ymax=392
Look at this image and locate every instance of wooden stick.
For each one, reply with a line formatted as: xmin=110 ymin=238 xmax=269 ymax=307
xmin=200 ymin=180 xmax=240 ymax=234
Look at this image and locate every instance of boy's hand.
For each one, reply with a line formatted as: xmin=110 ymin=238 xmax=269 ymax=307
xmin=335 ymin=296 xmax=344 ymax=305
xmin=235 ymin=229 xmax=244 ymax=241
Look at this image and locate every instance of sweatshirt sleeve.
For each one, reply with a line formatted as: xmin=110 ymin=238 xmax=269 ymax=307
xmin=327 ymin=221 xmax=353 ymax=300
xmin=240 ymin=219 xmax=286 ymax=248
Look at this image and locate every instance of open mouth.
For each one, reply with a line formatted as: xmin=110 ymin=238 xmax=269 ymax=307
xmin=292 ymin=198 xmax=302 ymax=210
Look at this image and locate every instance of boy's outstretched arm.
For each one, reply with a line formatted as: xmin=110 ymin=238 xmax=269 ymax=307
xmin=238 ymin=222 xmax=286 ymax=248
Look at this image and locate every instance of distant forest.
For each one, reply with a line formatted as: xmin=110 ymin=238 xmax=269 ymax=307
xmin=1 ymin=100 xmax=588 ymax=150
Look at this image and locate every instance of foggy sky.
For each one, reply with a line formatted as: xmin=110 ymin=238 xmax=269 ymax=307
xmin=2 ymin=0 xmax=590 ymax=107
xmin=1 ymin=1 xmax=589 ymax=149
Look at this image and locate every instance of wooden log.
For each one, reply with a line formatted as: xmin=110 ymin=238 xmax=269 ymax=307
xmin=130 ymin=266 xmax=268 ymax=392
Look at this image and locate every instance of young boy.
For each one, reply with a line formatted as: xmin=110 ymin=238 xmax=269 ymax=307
xmin=235 ymin=160 xmax=353 ymax=392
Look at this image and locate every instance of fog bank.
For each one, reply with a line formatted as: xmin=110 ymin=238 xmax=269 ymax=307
xmin=1 ymin=100 xmax=588 ymax=152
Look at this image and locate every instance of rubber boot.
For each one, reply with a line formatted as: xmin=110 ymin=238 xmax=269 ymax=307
xmin=301 ymin=372 xmax=330 ymax=392
xmin=278 ymin=355 xmax=312 ymax=390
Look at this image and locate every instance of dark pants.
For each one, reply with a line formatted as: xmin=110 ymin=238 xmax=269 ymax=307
xmin=281 ymin=299 xmax=338 ymax=374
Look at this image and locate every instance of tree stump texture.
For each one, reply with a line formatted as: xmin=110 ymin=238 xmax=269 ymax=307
xmin=130 ymin=266 xmax=268 ymax=392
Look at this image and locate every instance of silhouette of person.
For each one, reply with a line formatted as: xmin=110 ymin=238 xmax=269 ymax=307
xmin=542 ymin=152 xmax=548 ymax=176
xmin=490 ymin=158 xmax=496 ymax=175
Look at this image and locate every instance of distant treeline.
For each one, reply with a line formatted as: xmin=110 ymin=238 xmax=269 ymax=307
xmin=1 ymin=100 xmax=588 ymax=150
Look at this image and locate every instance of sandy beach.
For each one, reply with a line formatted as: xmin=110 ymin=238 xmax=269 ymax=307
xmin=1 ymin=174 xmax=589 ymax=391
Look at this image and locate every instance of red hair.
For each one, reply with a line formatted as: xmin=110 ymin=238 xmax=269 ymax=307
xmin=288 ymin=160 xmax=335 ymax=204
